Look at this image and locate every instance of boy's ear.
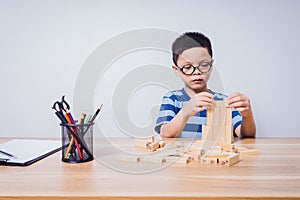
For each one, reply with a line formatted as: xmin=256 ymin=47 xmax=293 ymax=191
xmin=172 ymin=65 xmax=180 ymax=76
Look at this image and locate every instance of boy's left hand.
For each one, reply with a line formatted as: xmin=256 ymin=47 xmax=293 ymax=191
xmin=225 ymin=92 xmax=252 ymax=117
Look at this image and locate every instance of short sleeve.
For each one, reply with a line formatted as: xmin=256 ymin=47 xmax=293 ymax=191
xmin=154 ymin=93 xmax=180 ymax=134
xmin=232 ymin=109 xmax=242 ymax=132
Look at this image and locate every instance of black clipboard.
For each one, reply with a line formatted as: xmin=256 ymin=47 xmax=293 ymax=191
xmin=0 ymin=139 xmax=62 ymax=166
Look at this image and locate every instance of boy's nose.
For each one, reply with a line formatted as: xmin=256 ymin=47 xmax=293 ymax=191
xmin=193 ymin=67 xmax=202 ymax=75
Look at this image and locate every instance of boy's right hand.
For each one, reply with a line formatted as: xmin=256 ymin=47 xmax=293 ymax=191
xmin=182 ymin=92 xmax=214 ymax=117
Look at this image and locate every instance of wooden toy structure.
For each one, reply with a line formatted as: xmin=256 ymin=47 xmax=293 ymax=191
xmin=202 ymin=100 xmax=233 ymax=146
xmin=119 ymin=101 xmax=258 ymax=166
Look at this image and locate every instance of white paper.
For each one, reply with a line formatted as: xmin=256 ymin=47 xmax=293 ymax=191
xmin=0 ymin=139 xmax=61 ymax=164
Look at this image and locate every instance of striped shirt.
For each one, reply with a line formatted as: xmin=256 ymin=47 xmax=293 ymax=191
xmin=154 ymin=88 xmax=242 ymax=138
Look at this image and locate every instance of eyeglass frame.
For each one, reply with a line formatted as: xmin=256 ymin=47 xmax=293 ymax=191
xmin=176 ymin=61 xmax=213 ymax=75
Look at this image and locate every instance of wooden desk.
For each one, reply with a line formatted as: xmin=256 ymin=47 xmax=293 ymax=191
xmin=0 ymin=137 xmax=299 ymax=199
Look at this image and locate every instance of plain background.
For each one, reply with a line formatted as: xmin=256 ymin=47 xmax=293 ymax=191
xmin=0 ymin=0 xmax=299 ymax=138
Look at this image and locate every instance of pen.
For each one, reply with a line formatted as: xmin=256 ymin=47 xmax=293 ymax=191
xmin=81 ymin=105 xmax=103 ymax=138
xmin=84 ymin=115 xmax=92 ymax=124
xmin=0 ymin=150 xmax=17 ymax=159
xmin=77 ymin=113 xmax=86 ymax=125
xmin=64 ymin=112 xmax=83 ymax=159
xmin=90 ymin=104 xmax=103 ymax=123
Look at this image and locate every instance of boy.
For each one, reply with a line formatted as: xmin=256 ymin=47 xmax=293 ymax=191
xmin=155 ymin=32 xmax=256 ymax=138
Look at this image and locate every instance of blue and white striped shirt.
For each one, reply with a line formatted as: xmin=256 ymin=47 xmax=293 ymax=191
xmin=154 ymin=88 xmax=242 ymax=138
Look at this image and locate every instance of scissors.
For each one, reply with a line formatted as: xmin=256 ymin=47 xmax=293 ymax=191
xmin=52 ymin=95 xmax=84 ymax=159
xmin=52 ymin=95 xmax=71 ymax=124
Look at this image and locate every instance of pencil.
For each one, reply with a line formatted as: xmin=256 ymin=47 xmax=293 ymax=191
xmin=64 ymin=113 xmax=83 ymax=159
xmin=90 ymin=104 xmax=103 ymax=123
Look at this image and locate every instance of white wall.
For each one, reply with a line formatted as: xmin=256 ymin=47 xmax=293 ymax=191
xmin=0 ymin=0 xmax=299 ymax=138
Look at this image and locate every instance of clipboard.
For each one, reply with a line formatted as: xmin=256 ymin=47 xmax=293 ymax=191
xmin=0 ymin=139 xmax=62 ymax=166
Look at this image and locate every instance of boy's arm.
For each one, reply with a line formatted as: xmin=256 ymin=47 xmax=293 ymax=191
xmin=160 ymin=109 xmax=189 ymax=138
xmin=226 ymin=93 xmax=256 ymax=138
xmin=160 ymin=92 xmax=214 ymax=138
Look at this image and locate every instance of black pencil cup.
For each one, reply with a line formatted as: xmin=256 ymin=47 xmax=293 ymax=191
xmin=60 ymin=122 xmax=94 ymax=163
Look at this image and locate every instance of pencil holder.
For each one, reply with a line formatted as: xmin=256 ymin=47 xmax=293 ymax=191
xmin=60 ymin=122 xmax=94 ymax=163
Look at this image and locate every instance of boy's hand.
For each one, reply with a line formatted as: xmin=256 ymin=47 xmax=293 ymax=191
xmin=182 ymin=92 xmax=214 ymax=117
xmin=226 ymin=92 xmax=252 ymax=117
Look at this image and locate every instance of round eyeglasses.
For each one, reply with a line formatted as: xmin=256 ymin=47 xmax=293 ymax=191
xmin=177 ymin=62 xmax=212 ymax=75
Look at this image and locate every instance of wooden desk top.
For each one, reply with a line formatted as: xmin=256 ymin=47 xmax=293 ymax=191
xmin=0 ymin=137 xmax=299 ymax=199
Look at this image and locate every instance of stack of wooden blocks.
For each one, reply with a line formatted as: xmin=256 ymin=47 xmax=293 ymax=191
xmin=119 ymin=101 xmax=258 ymax=166
xmin=202 ymin=100 xmax=233 ymax=145
xmin=200 ymin=100 xmax=239 ymax=166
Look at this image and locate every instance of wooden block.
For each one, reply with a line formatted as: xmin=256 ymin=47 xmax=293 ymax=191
xmin=209 ymin=125 xmax=216 ymax=140
xmin=207 ymin=157 xmax=218 ymax=164
xmin=201 ymin=145 xmax=222 ymax=153
xmin=188 ymin=144 xmax=202 ymax=153
xmin=204 ymin=101 xmax=233 ymax=145
xmin=201 ymin=126 xmax=208 ymax=140
xmin=207 ymin=125 xmax=219 ymax=141
xmin=240 ymin=149 xmax=259 ymax=156
xmin=219 ymin=143 xmax=236 ymax=152
xmin=206 ymin=106 xmax=212 ymax=125
xmin=140 ymin=156 xmax=166 ymax=164
xmin=227 ymin=153 xmax=240 ymax=166
xmin=166 ymin=156 xmax=191 ymax=164
xmin=148 ymin=141 xmax=159 ymax=152
xmin=218 ymin=105 xmax=226 ymax=127
xmin=158 ymin=141 xmax=165 ymax=148
xmin=236 ymin=147 xmax=260 ymax=156
xmin=219 ymin=153 xmax=240 ymax=166
xmin=117 ymin=155 xmax=140 ymax=163
xmin=134 ymin=137 xmax=154 ymax=148
xmin=212 ymin=107 xmax=220 ymax=125
xmin=206 ymin=151 xmax=231 ymax=159
xmin=217 ymin=123 xmax=225 ymax=144
xmin=191 ymin=151 xmax=200 ymax=161
xmin=225 ymin=107 xmax=233 ymax=144
xmin=200 ymin=157 xmax=221 ymax=165
xmin=225 ymin=125 xmax=233 ymax=144
xmin=157 ymin=148 xmax=181 ymax=157
xmin=199 ymin=157 xmax=206 ymax=164
xmin=190 ymin=148 xmax=205 ymax=159
xmin=200 ymin=157 xmax=214 ymax=165
xmin=225 ymin=106 xmax=232 ymax=127
xmin=211 ymin=145 xmax=222 ymax=151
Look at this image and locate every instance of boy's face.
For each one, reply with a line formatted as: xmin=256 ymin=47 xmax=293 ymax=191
xmin=172 ymin=47 xmax=213 ymax=93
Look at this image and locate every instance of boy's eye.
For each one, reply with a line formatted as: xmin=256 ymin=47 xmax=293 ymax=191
xmin=201 ymin=62 xmax=210 ymax=67
xmin=183 ymin=64 xmax=193 ymax=70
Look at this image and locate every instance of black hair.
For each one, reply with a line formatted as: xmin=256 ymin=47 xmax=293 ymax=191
xmin=172 ymin=32 xmax=213 ymax=66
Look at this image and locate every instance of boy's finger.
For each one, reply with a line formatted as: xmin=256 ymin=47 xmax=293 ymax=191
xmin=226 ymin=94 xmax=244 ymax=105
xmin=228 ymin=101 xmax=247 ymax=109
xmin=197 ymin=101 xmax=213 ymax=108
xmin=226 ymin=92 xmax=242 ymax=101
